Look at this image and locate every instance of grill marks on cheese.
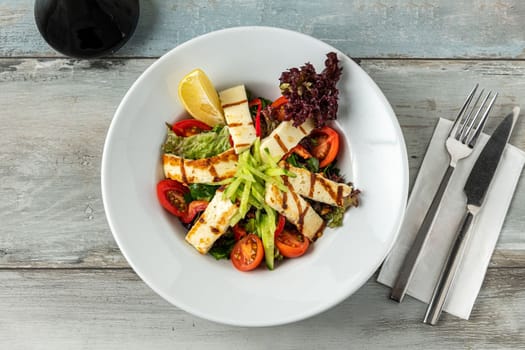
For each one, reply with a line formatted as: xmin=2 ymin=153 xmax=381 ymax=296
xmin=265 ymin=182 xmax=325 ymax=241
xmin=185 ymin=188 xmax=239 ymax=254
xmin=219 ymin=85 xmax=256 ymax=154
xmin=163 ymin=149 xmax=238 ymax=184
xmin=164 ymin=87 xmax=350 ymax=252
xmin=280 ymin=162 xmax=353 ymax=207
xmin=222 ymin=100 xmax=248 ymax=109
xmin=260 ymin=119 xmax=315 ymax=161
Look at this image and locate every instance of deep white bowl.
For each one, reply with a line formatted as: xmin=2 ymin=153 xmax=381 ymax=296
xmin=101 ymin=26 xmax=408 ymax=326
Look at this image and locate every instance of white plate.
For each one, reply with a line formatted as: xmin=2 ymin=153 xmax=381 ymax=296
xmin=101 ymin=26 xmax=408 ymax=326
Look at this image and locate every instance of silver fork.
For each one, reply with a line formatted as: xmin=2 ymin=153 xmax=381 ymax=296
xmin=390 ymin=84 xmax=498 ymax=302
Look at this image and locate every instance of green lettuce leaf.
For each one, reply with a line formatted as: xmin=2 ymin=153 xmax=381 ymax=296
xmin=162 ymin=125 xmax=230 ymax=159
xmin=323 ymin=205 xmax=345 ymax=228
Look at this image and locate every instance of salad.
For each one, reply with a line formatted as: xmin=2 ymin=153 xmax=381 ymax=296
xmin=157 ymin=52 xmax=360 ymax=272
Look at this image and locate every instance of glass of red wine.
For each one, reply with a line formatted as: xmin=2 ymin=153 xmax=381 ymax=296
xmin=34 ymin=0 xmax=140 ymax=58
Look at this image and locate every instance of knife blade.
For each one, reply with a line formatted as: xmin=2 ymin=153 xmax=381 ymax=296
xmin=464 ymin=110 xmax=516 ymax=208
xmin=423 ymin=106 xmax=519 ymax=325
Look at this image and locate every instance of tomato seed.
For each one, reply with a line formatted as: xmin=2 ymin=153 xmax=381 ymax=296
xmin=167 ymin=190 xmax=187 ymax=211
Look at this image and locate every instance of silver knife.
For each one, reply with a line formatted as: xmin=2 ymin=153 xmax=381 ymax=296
xmin=423 ymin=106 xmax=519 ymax=325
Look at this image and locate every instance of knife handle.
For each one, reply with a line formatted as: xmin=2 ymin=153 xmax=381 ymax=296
xmin=423 ymin=209 xmax=475 ymax=325
xmin=390 ymin=165 xmax=455 ymax=302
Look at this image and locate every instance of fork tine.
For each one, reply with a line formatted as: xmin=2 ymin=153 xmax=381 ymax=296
xmin=467 ymin=92 xmax=498 ymax=147
xmin=461 ymin=90 xmax=490 ymax=143
xmin=456 ymin=88 xmax=484 ymax=140
xmin=449 ymin=84 xmax=478 ymax=137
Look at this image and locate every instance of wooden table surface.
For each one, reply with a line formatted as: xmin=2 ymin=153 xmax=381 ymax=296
xmin=1 ymin=1 xmax=524 ymax=348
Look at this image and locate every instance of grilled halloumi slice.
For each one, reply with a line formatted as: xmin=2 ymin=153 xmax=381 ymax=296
xmin=163 ymin=149 xmax=238 ymax=184
xmin=280 ymin=161 xmax=353 ymax=207
xmin=185 ymin=188 xmax=239 ymax=254
xmin=219 ymin=85 xmax=256 ymax=154
xmin=264 ymin=183 xmax=325 ymax=241
xmin=259 ymin=119 xmax=315 ymax=162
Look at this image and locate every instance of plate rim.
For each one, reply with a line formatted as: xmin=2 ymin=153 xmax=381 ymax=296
xmin=101 ymin=25 xmax=408 ymax=327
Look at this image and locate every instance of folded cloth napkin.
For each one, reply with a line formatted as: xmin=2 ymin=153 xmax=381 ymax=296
xmin=377 ymin=117 xmax=525 ymax=320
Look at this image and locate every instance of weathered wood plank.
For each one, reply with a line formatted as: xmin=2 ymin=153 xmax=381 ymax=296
xmin=2 ymin=0 xmax=525 ymax=59
xmin=0 ymin=59 xmax=147 ymax=268
xmin=0 ymin=268 xmax=523 ymax=349
xmin=1 ymin=58 xmax=524 ymax=268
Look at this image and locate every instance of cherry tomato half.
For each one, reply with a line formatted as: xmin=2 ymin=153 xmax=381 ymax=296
xmin=156 ymin=179 xmax=189 ymax=217
xmin=276 ymin=228 xmax=310 ymax=258
xmin=271 ymin=96 xmax=288 ymax=121
xmin=172 ymin=119 xmax=212 ymax=137
xmin=310 ymin=126 xmax=340 ymax=168
xmin=231 ymin=234 xmax=264 ymax=272
xmin=271 ymin=95 xmax=288 ymax=109
xmin=180 ymin=200 xmax=208 ymax=224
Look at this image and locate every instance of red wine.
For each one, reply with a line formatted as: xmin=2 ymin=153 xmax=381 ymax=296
xmin=34 ymin=0 xmax=139 ymax=58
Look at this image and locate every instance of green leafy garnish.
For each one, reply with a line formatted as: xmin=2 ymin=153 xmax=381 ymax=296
xmin=322 ymin=161 xmax=345 ymax=183
xmin=286 ymin=153 xmax=320 ymax=173
xmin=188 ymin=184 xmax=219 ymax=201
xmin=305 ymin=157 xmax=320 ymax=173
xmin=208 ymin=232 xmax=236 ymax=260
xmin=322 ymin=205 xmax=345 ymax=228
xmin=286 ymin=152 xmax=300 ymax=168
xmin=162 ymin=125 xmax=230 ymax=159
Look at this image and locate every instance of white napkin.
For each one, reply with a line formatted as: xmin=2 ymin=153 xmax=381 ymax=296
xmin=377 ymin=117 xmax=525 ymax=320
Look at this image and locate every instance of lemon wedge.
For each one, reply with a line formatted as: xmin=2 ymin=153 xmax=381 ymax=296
xmin=178 ymin=69 xmax=225 ymax=126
